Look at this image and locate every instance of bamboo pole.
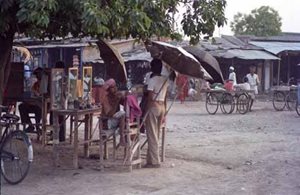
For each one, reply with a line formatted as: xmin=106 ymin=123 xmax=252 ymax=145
xmin=277 ymin=54 xmax=281 ymax=85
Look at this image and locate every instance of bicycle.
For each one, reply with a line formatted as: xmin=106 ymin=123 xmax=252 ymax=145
xmin=272 ymin=78 xmax=298 ymax=111
xmin=296 ymin=100 xmax=300 ymax=116
xmin=0 ymin=105 xmax=33 ymax=184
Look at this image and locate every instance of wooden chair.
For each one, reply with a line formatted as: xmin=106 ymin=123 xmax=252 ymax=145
xmin=98 ymin=115 xmax=142 ymax=171
xmin=98 ymin=96 xmax=142 ymax=171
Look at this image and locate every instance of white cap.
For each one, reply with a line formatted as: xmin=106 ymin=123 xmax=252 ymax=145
xmin=229 ymin=66 xmax=234 ymax=71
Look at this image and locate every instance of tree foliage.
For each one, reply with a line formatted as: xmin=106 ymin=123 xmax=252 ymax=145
xmin=0 ymin=0 xmax=227 ymax=43
xmin=230 ymin=6 xmax=282 ymax=37
xmin=0 ymin=0 xmax=227 ymax=103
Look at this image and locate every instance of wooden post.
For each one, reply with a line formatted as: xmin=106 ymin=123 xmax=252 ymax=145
xmin=53 ymin=112 xmax=60 ymax=167
xmin=41 ymin=97 xmax=48 ymax=145
xmin=98 ymin=117 xmax=104 ymax=171
xmin=84 ymin=114 xmax=90 ymax=158
xmin=137 ymin=117 xmax=141 ymax=169
xmin=161 ymin=126 xmax=166 ymax=162
xmin=287 ymin=53 xmax=290 ymax=83
xmin=73 ymin=114 xmax=79 ymax=169
xmin=277 ymin=55 xmax=281 ymax=85
xmin=69 ymin=116 xmax=73 ymax=144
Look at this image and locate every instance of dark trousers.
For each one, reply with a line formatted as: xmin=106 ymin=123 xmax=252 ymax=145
xmin=49 ymin=113 xmax=65 ymax=142
xmin=19 ymin=103 xmax=42 ymax=126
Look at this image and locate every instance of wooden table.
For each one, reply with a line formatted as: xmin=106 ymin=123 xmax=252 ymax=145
xmin=52 ymin=107 xmax=101 ymax=169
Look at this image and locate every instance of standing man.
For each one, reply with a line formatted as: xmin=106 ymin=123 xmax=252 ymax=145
xmin=176 ymin=74 xmax=188 ymax=104
xmin=246 ymin=65 xmax=260 ymax=111
xmin=145 ymin=59 xmax=168 ymax=168
xmin=228 ymin=66 xmax=237 ymax=86
xmin=246 ymin=65 xmax=260 ymax=95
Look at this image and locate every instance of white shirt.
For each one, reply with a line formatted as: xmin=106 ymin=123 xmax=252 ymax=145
xmin=246 ymin=73 xmax=259 ymax=86
xmin=147 ymin=75 xmax=169 ymax=101
xmin=144 ymin=72 xmax=152 ymax=85
xmin=24 ymin=64 xmax=31 ymax=79
xmin=229 ymin=72 xmax=237 ymax=85
xmin=161 ymin=64 xmax=170 ymax=77
xmin=234 ymin=83 xmax=250 ymax=91
xmin=246 ymin=73 xmax=260 ymax=94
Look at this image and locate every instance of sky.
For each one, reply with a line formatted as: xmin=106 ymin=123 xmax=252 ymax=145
xmin=215 ymin=0 xmax=300 ymax=36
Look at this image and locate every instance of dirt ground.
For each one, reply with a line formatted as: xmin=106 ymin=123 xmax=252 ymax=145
xmin=2 ymin=100 xmax=300 ymax=195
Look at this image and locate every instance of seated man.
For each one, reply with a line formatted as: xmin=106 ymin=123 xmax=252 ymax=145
xmin=19 ymin=67 xmax=43 ymax=133
xmin=234 ymin=76 xmax=251 ymax=91
xmin=101 ymin=79 xmax=126 ymax=145
xmin=234 ymin=77 xmax=255 ymax=111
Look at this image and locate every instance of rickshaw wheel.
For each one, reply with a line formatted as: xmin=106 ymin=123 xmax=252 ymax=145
xmin=205 ymin=93 xmax=219 ymax=115
xmin=272 ymin=91 xmax=286 ymax=111
xmin=220 ymin=92 xmax=234 ymax=114
xmin=237 ymin=93 xmax=249 ymax=114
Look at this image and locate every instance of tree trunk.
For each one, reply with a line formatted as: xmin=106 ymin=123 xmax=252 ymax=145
xmin=0 ymin=31 xmax=14 ymax=105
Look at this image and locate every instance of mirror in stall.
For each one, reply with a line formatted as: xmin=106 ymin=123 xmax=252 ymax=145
xmin=50 ymin=68 xmax=64 ymax=110
xmin=82 ymin=66 xmax=93 ymax=101
xmin=68 ymin=67 xmax=79 ymax=109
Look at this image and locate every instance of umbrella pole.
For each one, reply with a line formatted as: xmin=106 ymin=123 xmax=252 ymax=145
xmin=137 ymin=74 xmax=189 ymax=132
xmin=165 ymin=79 xmax=188 ymax=115
xmin=123 ymin=76 xmax=170 ymax=163
xmin=277 ymin=55 xmax=281 ymax=85
xmin=137 ymin=78 xmax=188 ymax=153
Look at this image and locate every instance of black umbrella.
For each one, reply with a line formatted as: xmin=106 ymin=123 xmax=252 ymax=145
xmin=145 ymin=41 xmax=212 ymax=80
xmin=96 ymin=40 xmax=127 ymax=83
xmin=183 ymin=46 xmax=224 ymax=83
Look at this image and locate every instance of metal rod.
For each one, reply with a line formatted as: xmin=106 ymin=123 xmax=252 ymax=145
xmin=277 ymin=55 xmax=281 ymax=85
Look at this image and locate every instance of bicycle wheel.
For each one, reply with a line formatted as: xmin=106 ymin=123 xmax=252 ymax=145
xmin=272 ymin=91 xmax=286 ymax=111
xmin=1 ymin=130 xmax=33 ymax=184
xmin=286 ymin=92 xmax=297 ymax=111
xmin=205 ymin=93 xmax=219 ymax=114
xmin=296 ymin=100 xmax=300 ymax=116
xmin=237 ymin=93 xmax=249 ymax=114
xmin=220 ymin=93 xmax=235 ymax=114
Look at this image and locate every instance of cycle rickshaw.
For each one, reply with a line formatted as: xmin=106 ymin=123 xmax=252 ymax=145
xmin=205 ymin=88 xmax=254 ymax=115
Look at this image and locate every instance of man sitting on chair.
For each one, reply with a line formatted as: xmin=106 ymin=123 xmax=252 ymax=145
xmin=19 ymin=67 xmax=43 ymax=133
xmin=101 ymin=79 xmax=126 ymax=146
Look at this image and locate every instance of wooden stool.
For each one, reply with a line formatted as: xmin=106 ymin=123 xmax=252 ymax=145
xmin=98 ymin=116 xmax=142 ymax=171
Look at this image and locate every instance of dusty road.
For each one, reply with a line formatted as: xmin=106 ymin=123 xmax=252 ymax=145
xmin=3 ymin=100 xmax=300 ymax=195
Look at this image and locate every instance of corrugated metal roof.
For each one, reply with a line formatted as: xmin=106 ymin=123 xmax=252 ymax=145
xmin=222 ymin=35 xmax=248 ymax=47
xmin=82 ymin=47 xmax=152 ymax=63
xmin=222 ymin=35 xmax=262 ymax=50
xmin=250 ymin=32 xmax=300 ymax=42
xmin=213 ymin=37 xmax=239 ymax=49
xmin=122 ymin=51 xmax=152 ymax=62
xmin=26 ymin=43 xmax=93 ymax=49
xmin=209 ymin=49 xmax=279 ymax=60
xmin=250 ymin=41 xmax=300 ymax=54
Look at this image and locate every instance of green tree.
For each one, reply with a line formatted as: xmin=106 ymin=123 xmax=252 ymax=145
xmin=0 ymin=0 xmax=227 ymax=103
xmin=230 ymin=6 xmax=282 ymax=36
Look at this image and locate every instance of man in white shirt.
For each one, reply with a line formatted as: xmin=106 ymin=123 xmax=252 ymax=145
xmin=246 ymin=65 xmax=260 ymax=95
xmin=234 ymin=77 xmax=255 ymax=110
xmin=145 ymin=59 xmax=168 ymax=168
xmin=228 ymin=66 xmax=237 ymax=86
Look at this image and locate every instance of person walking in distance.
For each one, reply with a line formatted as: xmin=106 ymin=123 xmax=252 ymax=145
xmin=246 ymin=65 xmax=260 ymax=94
xmin=228 ymin=66 xmax=237 ymax=86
